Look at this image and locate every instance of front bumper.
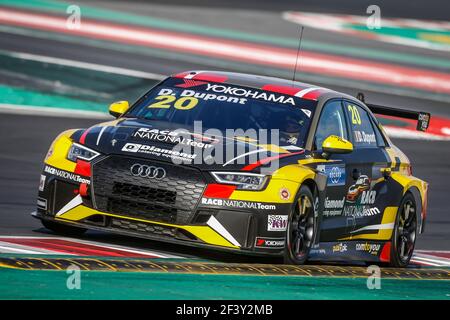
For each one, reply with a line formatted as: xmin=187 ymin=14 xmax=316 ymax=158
xmin=37 ymin=157 xmax=297 ymax=256
xmin=32 ymin=203 xmax=286 ymax=257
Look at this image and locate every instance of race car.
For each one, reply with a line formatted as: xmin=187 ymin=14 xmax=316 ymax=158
xmin=33 ymin=70 xmax=430 ymax=267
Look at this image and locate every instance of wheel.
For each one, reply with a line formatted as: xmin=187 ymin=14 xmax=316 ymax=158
xmin=41 ymin=219 xmax=87 ymax=236
xmin=389 ymin=193 xmax=417 ymax=267
xmin=284 ymin=185 xmax=316 ymax=265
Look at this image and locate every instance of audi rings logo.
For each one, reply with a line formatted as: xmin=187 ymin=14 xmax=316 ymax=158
xmin=130 ymin=164 xmax=166 ymax=180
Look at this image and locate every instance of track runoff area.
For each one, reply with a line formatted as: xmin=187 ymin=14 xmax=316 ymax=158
xmin=0 ymin=236 xmax=449 ymax=300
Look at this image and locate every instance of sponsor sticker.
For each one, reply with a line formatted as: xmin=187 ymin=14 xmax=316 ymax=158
xmin=39 ymin=174 xmax=46 ymax=192
xmin=360 ymin=190 xmax=376 ymax=205
xmin=301 ymin=109 xmax=312 ymax=117
xmin=356 ymin=242 xmax=381 ymax=255
xmin=44 ymin=166 xmax=90 ymax=185
xmin=201 ymin=198 xmax=276 ymax=210
xmin=133 ymin=128 xmax=214 ymax=149
xmin=122 ymin=143 xmax=196 ymax=162
xmin=343 ymin=206 xmax=380 ymax=217
xmin=323 ymin=197 xmax=345 ymax=217
xmin=310 ymin=248 xmax=327 ymax=255
xmin=255 ymin=237 xmax=285 ymax=249
xmin=345 ymin=175 xmax=371 ymax=203
xmin=157 ymin=88 xmax=247 ymax=105
xmin=279 ymin=188 xmax=291 ymax=200
xmin=354 ymin=130 xmax=376 ymax=145
xmin=324 ymin=197 xmax=345 ymax=209
xmin=267 ymin=215 xmax=288 ymax=231
xmin=317 ymin=164 xmax=346 ymax=186
xmin=37 ymin=197 xmax=47 ymax=210
xmin=332 ymin=242 xmax=348 ymax=253
xmin=204 ymin=84 xmax=296 ymax=106
xmin=175 ymin=79 xmax=207 ymax=88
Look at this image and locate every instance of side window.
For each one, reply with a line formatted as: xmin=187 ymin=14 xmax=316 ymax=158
xmin=370 ymin=117 xmax=387 ymax=147
xmin=314 ymin=100 xmax=348 ymax=150
xmin=345 ymin=102 xmax=378 ymax=148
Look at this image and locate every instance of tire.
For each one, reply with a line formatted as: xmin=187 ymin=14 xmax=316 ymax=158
xmin=389 ymin=193 xmax=417 ymax=267
xmin=284 ymin=185 xmax=316 ymax=265
xmin=41 ymin=219 xmax=87 ymax=236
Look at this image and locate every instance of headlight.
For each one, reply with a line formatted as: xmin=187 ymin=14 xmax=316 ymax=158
xmin=211 ymin=172 xmax=269 ymax=190
xmin=67 ymin=143 xmax=100 ymax=162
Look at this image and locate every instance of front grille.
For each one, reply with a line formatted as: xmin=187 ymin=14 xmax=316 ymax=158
xmin=92 ymin=155 xmax=206 ymax=224
xmin=110 ymin=218 xmax=178 ymax=238
xmin=113 ymin=182 xmax=177 ymax=204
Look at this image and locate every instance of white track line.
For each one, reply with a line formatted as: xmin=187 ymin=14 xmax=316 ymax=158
xmin=410 ymin=259 xmax=441 ymax=267
xmin=1 ymin=8 xmax=449 ymax=93
xmin=0 ymin=245 xmax=44 ymax=254
xmin=0 ymin=104 xmax=110 ymax=119
xmin=1 ymin=50 xmax=165 ymax=80
xmin=0 ymin=242 xmax=61 ymax=255
xmin=416 ymin=250 xmax=450 ymax=254
xmin=0 ymin=235 xmax=182 ymax=259
xmin=412 ymin=255 xmax=450 ymax=266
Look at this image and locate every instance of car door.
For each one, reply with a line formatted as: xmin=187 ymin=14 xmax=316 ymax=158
xmin=312 ymin=99 xmax=352 ymax=243
xmin=340 ymin=100 xmax=392 ymax=241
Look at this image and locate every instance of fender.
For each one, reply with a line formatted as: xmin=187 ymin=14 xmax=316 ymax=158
xmin=44 ymin=129 xmax=79 ymax=172
xmin=390 ymin=172 xmax=428 ymax=234
xmin=229 ymin=164 xmax=319 ymax=204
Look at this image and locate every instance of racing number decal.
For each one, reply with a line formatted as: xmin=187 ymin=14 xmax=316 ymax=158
xmin=175 ymin=97 xmax=198 ymax=110
xmin=347 ymin=105 xmax=362 ymax=125
xmin=149 ymin=95 xmax=198 ymax=110
xmin=148 ymin=95 xmax=175 ymax=109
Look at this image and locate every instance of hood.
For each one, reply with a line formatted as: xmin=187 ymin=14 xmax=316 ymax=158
xmin=76 ymin=118 xmax=308 ymax=172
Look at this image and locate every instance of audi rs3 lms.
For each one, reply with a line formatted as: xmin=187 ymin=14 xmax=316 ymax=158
xmin=33 ymin=71 xmax=430 ymax=267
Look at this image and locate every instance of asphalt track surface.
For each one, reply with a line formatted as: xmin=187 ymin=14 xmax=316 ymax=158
xmin=0 ymin=112 xmax=448 ymax=255
xmin=0 ymin=0 xmax=449 ymax=260
xmin=124 ymin=0 xmax=450 ymax=20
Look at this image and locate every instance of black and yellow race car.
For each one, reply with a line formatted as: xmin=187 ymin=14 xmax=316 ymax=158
xmin=33 ymin=71 xmax=430 ymax=267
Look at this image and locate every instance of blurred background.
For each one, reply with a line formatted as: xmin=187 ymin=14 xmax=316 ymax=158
xmin=0 ymin=0 xmax=448 ymax=252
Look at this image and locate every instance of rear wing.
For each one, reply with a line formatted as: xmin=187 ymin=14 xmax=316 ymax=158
xmin=356 ymin=93 xmax=431 ymax=132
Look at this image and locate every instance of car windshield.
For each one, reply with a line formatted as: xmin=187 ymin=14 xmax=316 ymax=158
xmin=127 ymin=78 xmax=317 ymax=147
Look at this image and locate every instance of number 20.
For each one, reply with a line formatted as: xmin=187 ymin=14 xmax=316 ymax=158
xmin=347 ymin=105 xmax=362 ymax=125
xmin=148 ymin=95 xmax=198 ymax=110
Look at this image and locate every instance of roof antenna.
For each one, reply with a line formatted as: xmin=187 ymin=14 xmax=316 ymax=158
xmin=356 ymin=92 xmax=365 ymax=103
xmin=292 ymin=25 xmax=305 ymax=86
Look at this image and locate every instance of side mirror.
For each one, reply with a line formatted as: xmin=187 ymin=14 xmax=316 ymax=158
xmin=321 ymin=135 xmax=353 ymax=158
xmin=109 ymin=101 xmax=130 ymax=118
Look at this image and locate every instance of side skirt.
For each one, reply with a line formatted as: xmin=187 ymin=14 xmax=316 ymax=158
xmin=309 ymin=240 xmax=390 ymax=263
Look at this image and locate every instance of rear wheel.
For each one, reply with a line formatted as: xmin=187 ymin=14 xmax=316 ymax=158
xmin=389 ymin=193 xmax=417 ymax=267
xmin=284 ymin=185 xmax=316 ymax=265
xmin=41 ymin=219 xmax=87 ymax=236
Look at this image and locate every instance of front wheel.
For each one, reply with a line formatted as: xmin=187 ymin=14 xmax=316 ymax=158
xmin=284 ymin=185 xmax=316 ymax=265
xmin=389 ymin=193 xmax=417 ymax=267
